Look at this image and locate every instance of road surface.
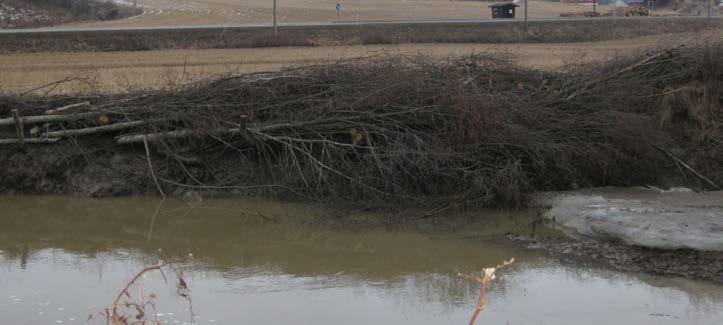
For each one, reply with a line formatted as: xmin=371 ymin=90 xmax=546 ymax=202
xmin=0 ymin=15 xmax=720 ymax=34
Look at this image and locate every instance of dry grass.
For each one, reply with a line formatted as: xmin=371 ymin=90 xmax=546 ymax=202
xmin=0 ymin=32 xmax=706 ymax=94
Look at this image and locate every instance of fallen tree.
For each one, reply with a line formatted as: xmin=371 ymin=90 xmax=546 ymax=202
xmin=0 ymin=41 xmax=720 ymax=205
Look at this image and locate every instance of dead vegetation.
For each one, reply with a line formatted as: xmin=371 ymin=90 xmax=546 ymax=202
xmin=0 ymin=41 xmax=720 ymax=206
xmin=89 ymin=250 xmax=193 ymax=325
xmin=458 ymin=258 xmax=515 ymax=325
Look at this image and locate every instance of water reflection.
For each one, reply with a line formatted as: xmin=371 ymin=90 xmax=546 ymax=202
xmin=1 ymin=195 xmax=722 ymax=324
xmin=0 ymin=196 xmax=540 ymax=277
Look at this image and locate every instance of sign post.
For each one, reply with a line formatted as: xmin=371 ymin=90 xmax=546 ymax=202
xmin=336 ymin=2 xmax=341 ymax=22
xmin=707 ymin=0 xmax=712 ymax=19
xmin=593 ymin=0 xmax=597 ymax=15
xmin=524 ymin=0 xmax=528 ymax=32
xmin=273 ymin=0 xmax=277 ymax=35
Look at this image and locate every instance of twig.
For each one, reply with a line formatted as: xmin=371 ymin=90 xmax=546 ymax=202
xmin=109 ymin=257 xmax=190 ymax=323
xmin=0 ymin=111 xmax=104 ymax=127
xmin=0 ymin=137 xmax=60 ymax=145
xmin=654 ymin=145 xmax=720 ymax=190
xmin=407 ymin=204 xmax=452 ymax=220
xmin=143 ymin=136 xmax=166 ymax=199
xmin=17 ymin=76 xmax=87 ymax=98
xmin=562 ymin=45 xmax=684 ymax=102
xmin=110 ymin=260 xmax=174 ymax=318
xmin=11 ymin=109 xmax=25 ymax=148
xmin=58 ymin=123 xmax=90 ymax=164
xmin=45 ymin=101 xmax=91 ymax=115
xmin=458 ymin=258 xmax=515 ymax=325
xmin=157 ymin=177 xmax=283 ymax=190
xmin=157 ymin=177 xmax=315 ymax=200
xmin=147 ymin=199 xmax=165 ymax=241
xmin=42 ymin=119 xmax=165 ymax=138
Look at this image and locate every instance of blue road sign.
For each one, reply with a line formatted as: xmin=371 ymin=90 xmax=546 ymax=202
xmin=336 ymin=2 xmax=341 ymax=10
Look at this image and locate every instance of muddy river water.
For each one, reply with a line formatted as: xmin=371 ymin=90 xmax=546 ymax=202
xmin=1 ymin=194 xmax=722 ymax=324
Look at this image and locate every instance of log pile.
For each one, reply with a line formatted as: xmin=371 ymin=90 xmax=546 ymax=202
xmin=0 ymin=108 xmax=154 ymax=144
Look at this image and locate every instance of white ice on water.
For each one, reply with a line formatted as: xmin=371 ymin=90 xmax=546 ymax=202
xmin=540 ymin=188 xmax=723 ymax=251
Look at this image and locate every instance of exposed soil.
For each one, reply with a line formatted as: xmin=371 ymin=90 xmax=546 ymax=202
xmin=0 ymin=140 xmax=151 ymax=196
xmin=0 ymin=144 xmax=273 ymax=200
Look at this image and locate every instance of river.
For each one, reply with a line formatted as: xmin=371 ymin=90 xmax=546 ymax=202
xmin=1 ymin=195 xmax=722 ymax=324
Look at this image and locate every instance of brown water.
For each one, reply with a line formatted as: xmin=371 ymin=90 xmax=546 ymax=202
xmin=1 ymin=195 xmax=722 ymax=325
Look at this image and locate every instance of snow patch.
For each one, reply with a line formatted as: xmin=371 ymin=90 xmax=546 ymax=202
xmin=540 ymin=189 xmax=723 ymax=251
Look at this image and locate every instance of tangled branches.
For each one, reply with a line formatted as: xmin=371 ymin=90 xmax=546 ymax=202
xmin=90 ymin=250 xmax=193 ymax=325
xmin=1 ymin=41 xmax=720 ymax=204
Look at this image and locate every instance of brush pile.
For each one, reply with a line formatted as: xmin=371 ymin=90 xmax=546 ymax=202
xmin=0 ymin=42 xmax=720 ymax=206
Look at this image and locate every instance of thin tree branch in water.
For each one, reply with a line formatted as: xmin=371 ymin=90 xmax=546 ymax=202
xmin=458 ymin=258 xmax=515 ymax=325
xmin=143 ymin=137 xmax=166 ymax=199
xmin=99 ymin=252 xmax=193 ymax=325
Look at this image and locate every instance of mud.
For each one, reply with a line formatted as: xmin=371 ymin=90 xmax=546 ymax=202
xmin=509 ymin=234 xmax=723 ymax=284
xmin=0 ymin=138 xmax=266 ymax=198
xmin=0 ymin=140 xmax=151 ymax=196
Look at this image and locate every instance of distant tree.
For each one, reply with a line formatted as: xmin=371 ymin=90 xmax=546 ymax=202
xmin=17 ymin=0 xmax=118 ymax=18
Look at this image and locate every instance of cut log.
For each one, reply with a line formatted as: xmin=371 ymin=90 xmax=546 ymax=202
xmin=115 ymin=118 xmax=357 ymax=145
xmin=45 ymin=101 xmax=91 ymax=115
xmin=0 ymin=111 xmax=103 ymax=127
xmin=114 ymin=118 xmax=357 ymax=145
xmin=116 ymin=128 xmax=244 ymax=144
xmin=42 ymin=119 xmax=165 ymax=138
xmin=0 ymin=138 xmax=60 ymax=145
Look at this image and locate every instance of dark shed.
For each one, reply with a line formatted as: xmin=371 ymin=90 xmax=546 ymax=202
xmin=489 ymin=3 xmax=519 ymax=19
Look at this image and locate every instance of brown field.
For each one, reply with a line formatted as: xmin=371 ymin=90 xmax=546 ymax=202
xmin=8 ymin=18 xmax=720 ymax=55
xmin=3 ymin=31 xmax=714 ymax=94
xmin=62 ymin=0 xmax=687 ymax=28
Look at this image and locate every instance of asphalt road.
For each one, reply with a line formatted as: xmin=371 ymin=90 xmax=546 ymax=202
xmin=0 ymin=15 xmax=720 ymax=34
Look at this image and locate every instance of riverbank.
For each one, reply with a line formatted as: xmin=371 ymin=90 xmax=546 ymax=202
xmin=510 ymin=233 xmax=723 ymax=284
xmin=0 ymin=41 xmax=720 ymax=206
xmin=508 ymin=188 xmax=723 ymax=284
